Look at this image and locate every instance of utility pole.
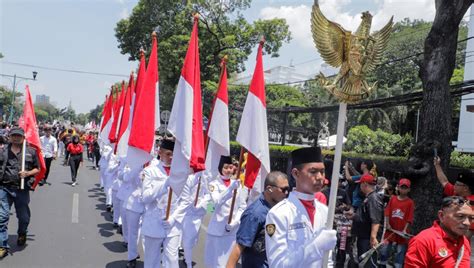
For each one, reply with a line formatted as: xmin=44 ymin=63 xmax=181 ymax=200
xmin=0 ymin=71 xmax=37 ymax=124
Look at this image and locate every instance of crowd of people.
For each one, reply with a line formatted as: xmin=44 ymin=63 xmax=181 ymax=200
xmin=0 ymin=121 xmax=472 ymax=267
xmin=96 ymin=136 xmax=473 ymax=268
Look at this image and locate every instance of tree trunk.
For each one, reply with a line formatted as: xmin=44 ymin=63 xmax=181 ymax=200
xmin=410 ymin=0 xmax=472 ymax=233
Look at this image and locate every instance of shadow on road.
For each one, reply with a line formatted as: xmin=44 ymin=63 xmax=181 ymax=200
xmin=103 ymin=241 xmax=128 ymax=253
xmin=7 ymin=234 xmax=35 ymax=254
xmin=106 ymin=260 xmax=144 ymax=268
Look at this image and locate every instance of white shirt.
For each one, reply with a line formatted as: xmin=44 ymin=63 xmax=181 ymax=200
xmin=40 ymin=135 xmax=58 ymax=158
xmin=265 ymin=191 xmax=333 ymax=268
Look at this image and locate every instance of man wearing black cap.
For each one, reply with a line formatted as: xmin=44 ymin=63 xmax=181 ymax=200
xmin=0 ymin=127 xmax=40 ymax=258
xmin=265 ymin=147 xmax=337 ymax=267
xmin=204 ymin=155 xmax=248 ymax=268
xmin=141 ymin=139 xmax=185 ymax=268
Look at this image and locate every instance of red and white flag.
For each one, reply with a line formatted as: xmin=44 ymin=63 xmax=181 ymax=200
xmin=236 ymin=41 xmax=270 ymax=192
xmin=20 ymin=86 xmax=47 ymax=189
xmin=109 ymin=82 xmax=126 ymax=145
xmin=99 ymin=87 xmax=114 ymax=147
xmin=116 ymin=72 xmax=135 ymax=158
xmin=126 ymin=33 xmax=160 ymax=169
xmin=168 ymin=17 xmax=206 ymax=195
xmin=203 ymin=59 xmax=230 ymax=181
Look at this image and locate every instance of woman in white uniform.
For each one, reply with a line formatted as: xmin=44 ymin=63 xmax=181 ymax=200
xmin=204 ymin=155 xmax=248 ymax=268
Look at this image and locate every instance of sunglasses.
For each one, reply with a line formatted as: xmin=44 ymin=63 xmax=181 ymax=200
xmin=441 ymin=196 xmax=474 ymax=208
xmin=270 ymin=185 xmax=291 ymax=194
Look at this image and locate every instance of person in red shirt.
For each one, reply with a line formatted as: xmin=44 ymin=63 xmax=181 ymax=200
xmin=380 ymin=178 xmax=415 ymax=268
xmin=66 ymin=135 xmax=83 ymax=187
xmin=434 ymin=156 xmax=474 ymax=237
xmin=404 ymin=196 xmax=473 ymax=267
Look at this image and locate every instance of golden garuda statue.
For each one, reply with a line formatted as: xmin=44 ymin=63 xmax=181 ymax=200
xmin=311 ymin=1 xmax=393 ymax=103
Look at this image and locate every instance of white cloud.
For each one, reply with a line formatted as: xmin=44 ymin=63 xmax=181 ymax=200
xmin=259 ymin=0 xmax=437 ymax=49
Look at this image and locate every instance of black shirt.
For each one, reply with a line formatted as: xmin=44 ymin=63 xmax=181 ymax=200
xmin=0 ymin=144 xmax=40 ymax=189
xmin=352 ymin=190 xmax=384 ymax=238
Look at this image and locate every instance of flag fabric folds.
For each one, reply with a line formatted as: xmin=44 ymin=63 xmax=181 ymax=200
xmin=168 ymin=17 xmax=206 ymax=195
xmin=126 ymin=33 xmax=160 ymax=169
xmin=236 ymin=41 xmax=270 ymax=192
xmin=108 ymin=82 xmax=126 ymax=145
xmin=20 ymin=86 xmax=47 ymax=189
xmin=99 ymin=87 xmax=114 ymax=147
xmin=203 ymin=59 xmax=230 ymax=181
xmin=116 ymin=72 xmax=135 ymax=158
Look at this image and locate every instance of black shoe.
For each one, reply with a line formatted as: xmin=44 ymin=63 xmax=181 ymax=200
xmin=126 ymin=259 xmax=136 ymax=268
xmin=0 ymin=247 xmax=7 ymax=258
xmin=106 ymin=205 xmax=112 ymax=212
xmin=17 ymin=234 xmax=27 ymax=246
xmin=113 ymin=223 xmax=119 ymax=229
xmin=39 ymin=180 xmax=45 ymax=186
xmin=117 ymin=225 xmax=123 ymax=235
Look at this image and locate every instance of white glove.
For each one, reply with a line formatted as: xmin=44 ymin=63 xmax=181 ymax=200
xmin=225 ymin=223 xmax=237 ymax=232
xmin=313 ymin=229 xmax=337 ymax=252
xmin=229 ymin=179 xmax=240 ymax=191
xmin=162 ymin=217 xmax=175 ymax=230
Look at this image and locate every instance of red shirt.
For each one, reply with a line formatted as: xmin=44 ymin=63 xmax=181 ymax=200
xmin=384 ymin=196 xmax=414 ymax=244
xmin=404 ymin=221 xmax=471 ymax=268
xmin=67 ymin=143 xmax=83 ymax=155
xmin=443 ymin=183 xmax=474 ymax=230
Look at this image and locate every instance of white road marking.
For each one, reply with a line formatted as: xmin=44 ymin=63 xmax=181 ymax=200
xmin=72 ymin=193 xmax=79 ymax=223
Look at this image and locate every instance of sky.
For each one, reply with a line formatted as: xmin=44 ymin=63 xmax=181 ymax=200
xmin=0 ymin=0 xmax=470 ymax=114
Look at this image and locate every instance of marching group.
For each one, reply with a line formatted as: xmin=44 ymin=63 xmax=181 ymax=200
xmin=96 ymin=135 xmax=473 ymax=268
xmin=0 ymin=121 xmax=472 ymax=268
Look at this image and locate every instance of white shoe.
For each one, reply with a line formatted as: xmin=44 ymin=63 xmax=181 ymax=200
xmin=72 ymin=182 xmax=77 ymax=187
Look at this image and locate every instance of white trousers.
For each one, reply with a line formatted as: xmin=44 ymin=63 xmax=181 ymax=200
xmin=126 ymin=210 xmax=142 ymax=261
xmin=144 ymin=235 xmax=180 ymax=268
xmin=112 ymin=195 xmax=121 ymax=225
xmin=120 ymin=203 xmax=128 ymax=243
xmin=204 ymin=233 xmax=236 ymax=268
xmin=182 ymin=215 xmax=203 ymax=268
xmin=105 ymin=183 xmax=113 ymax=206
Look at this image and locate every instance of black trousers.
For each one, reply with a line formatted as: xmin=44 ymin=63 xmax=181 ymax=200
xmin=43 ymin=157 xmax=53 ymax=181
xmin=94 ymin=151 xmax=101 ymax=168
xmin=68 ymin=155 xmax=82 ymax=182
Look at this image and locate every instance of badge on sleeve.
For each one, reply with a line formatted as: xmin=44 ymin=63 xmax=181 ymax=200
xmin=209 ymin=185 xmax=215 ymax=192
xmin=438 ymin=247 xmax=448 ymax=257
xmin=266 ymin=224 xmax=276 ymax=237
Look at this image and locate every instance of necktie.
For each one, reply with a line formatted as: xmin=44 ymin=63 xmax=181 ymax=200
xmin=299 ymin=199 xmax=316 ymax=226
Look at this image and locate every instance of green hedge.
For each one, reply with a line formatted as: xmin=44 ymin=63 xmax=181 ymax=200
xmin=230 ymin=141 xmax=474 ymax=172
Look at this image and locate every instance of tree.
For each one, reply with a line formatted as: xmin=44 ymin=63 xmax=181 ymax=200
xmin=0 ymin=85 xmax=23 ymax=122
xmin=409 ymin=0 xmax=473 ymax=233
xmin=88 ymin=104 xmax=104 ymax=123
xmin=115 ymin=0 xmax=291 ymax=110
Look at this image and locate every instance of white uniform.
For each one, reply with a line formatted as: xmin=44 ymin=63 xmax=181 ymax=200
xmin=116 ymin=165 xmax=136 ymax=244
xmin=265 ymin=191 xmax=334 ymax=268
xmin=99 ymin=146 xmax=112 ymax=188
xmin=104 ymin=154 xmax=120 ymax=206
xmin=204 ymin=176 xmax=248 ymax=268
xmin=125 ymin=164 xmax=146 ymax=262
xmin=177 ymin=174 xmax=209 ymax=268
xmin=112 ymin=165 xmax=124 ymax=225
xmin=141 ymin=160 xmax=186 ymax=268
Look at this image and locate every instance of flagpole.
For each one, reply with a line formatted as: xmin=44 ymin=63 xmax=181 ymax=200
xmin=194 ymin=56 xmax=228 ymax=207
xmin=165 ymin=188 xmax=173 ymax=220
xmin=323 ymin=102 xmax=347 ymax=266
xmin=20 ymin=139 xmax=26 ymax=190
xmin=227 ymin=147 xmax=245 ymax=224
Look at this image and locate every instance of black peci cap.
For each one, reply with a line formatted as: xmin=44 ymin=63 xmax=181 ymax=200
xmin=457 ymin=172 xmax=474 ymax=193
xmin=160 ymin=139 xmax=175 ymax=151
xmin=291 ymin=147 xmax=323 ymax=167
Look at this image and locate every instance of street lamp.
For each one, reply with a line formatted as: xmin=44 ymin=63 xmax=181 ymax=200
xmin=0 ymin=71 xmax=38 ymax=124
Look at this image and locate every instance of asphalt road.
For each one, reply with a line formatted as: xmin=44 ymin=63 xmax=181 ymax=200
xmin=2 ymin=158 xmax=211 ymax=268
